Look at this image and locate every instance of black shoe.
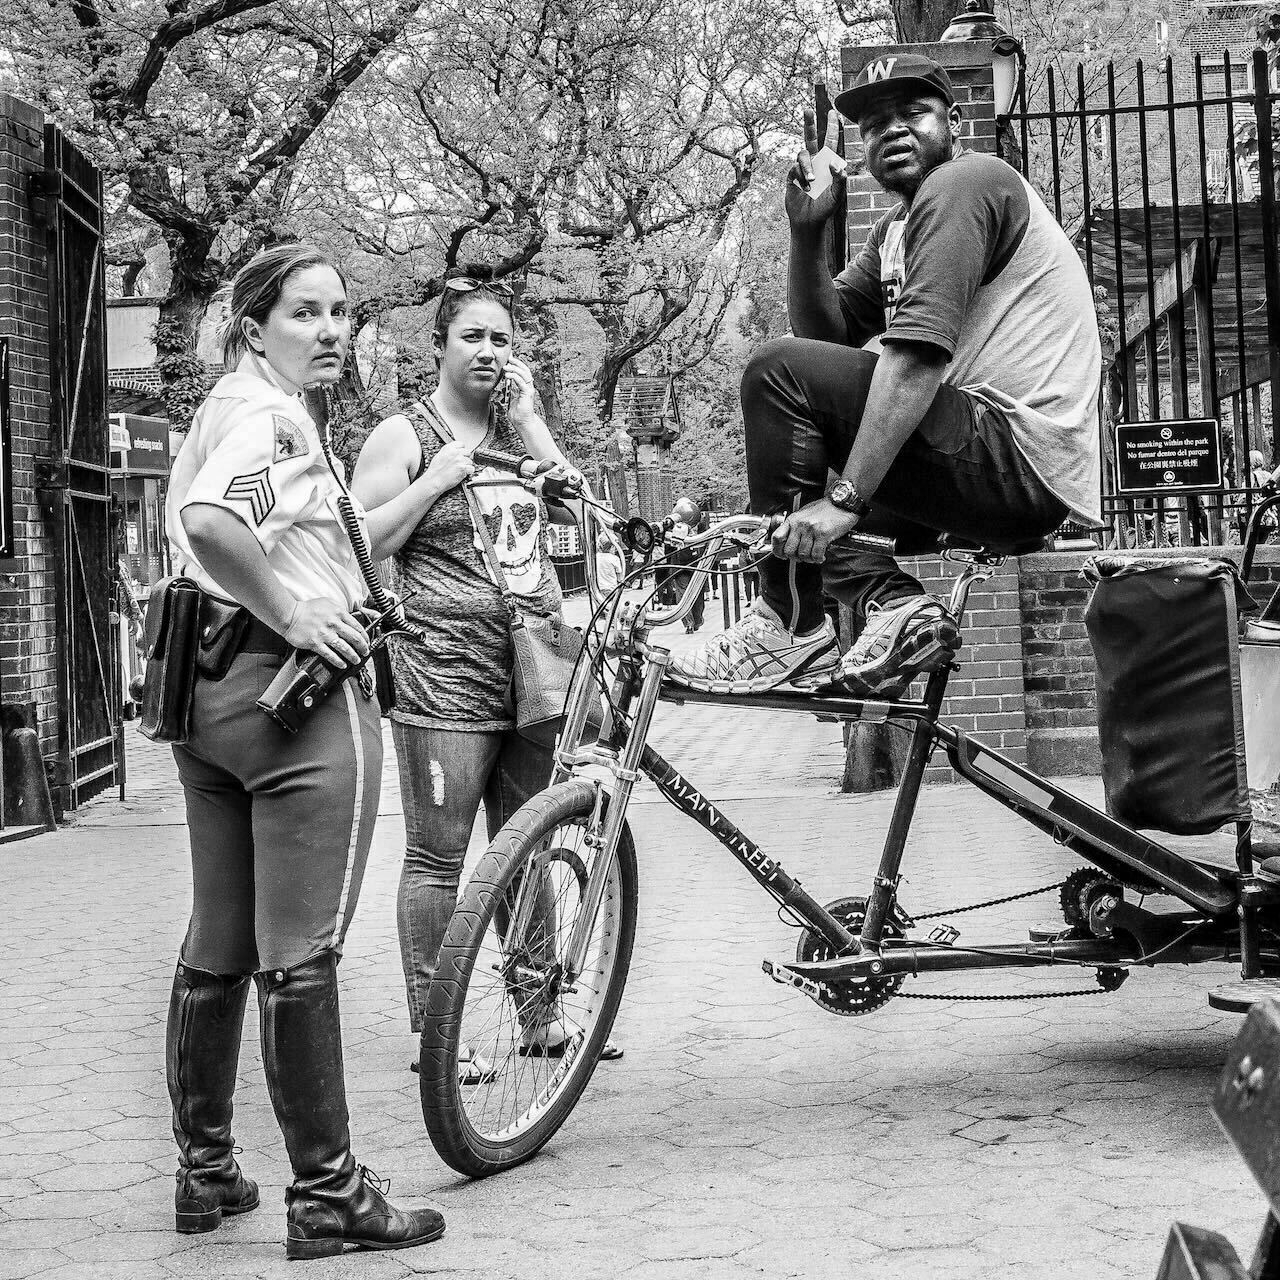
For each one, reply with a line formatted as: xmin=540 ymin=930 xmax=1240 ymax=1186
xmin=257 ymin=954 xmax=445 ymax=1260
xmin=167 ymin=963 xmax=260 ymax=1234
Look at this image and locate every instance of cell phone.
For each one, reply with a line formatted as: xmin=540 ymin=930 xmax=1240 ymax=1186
xmin=806 ymin=145 xmax=844 ymax=200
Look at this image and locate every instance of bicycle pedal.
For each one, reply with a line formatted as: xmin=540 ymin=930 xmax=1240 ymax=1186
xmin=927 ymin=924 xmax=960 ymax=946
xmin=762 ymin=958 xmax=826 ymax=1002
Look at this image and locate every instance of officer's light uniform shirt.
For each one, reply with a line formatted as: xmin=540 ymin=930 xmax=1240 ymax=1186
xmin=833 ymin=151 xmax=1103 ymax=525
xmin=167 ymin=357 xmax=368 ymax=609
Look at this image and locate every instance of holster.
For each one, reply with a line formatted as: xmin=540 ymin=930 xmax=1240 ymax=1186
xmin=372 ymin=641 xmax=396 ymax=716
xmin=139 ymin=578 xmax=203 ymax=744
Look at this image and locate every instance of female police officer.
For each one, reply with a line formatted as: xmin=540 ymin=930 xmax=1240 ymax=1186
xmin=163 ymin=243 xmax=445 ymax=1260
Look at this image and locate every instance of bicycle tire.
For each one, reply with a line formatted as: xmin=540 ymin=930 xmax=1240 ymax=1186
xmin=419 ymin=779 xmax=638 ymax=1177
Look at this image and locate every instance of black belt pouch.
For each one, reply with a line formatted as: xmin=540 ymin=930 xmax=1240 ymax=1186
xmin=196 ymin=595 xmax=250 ymax=681
xmin=139 ymin=577 xmax=203 ymax=744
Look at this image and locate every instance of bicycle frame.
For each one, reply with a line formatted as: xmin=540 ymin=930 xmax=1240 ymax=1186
xmin=548 ymin=495 xmax=1280 ymax=1000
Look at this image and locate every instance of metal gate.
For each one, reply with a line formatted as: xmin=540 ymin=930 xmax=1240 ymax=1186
xmin=1009 ymin=48 xmax=1280 ymax=548
xmin=34 ymin=123 xmax=120 ymax=809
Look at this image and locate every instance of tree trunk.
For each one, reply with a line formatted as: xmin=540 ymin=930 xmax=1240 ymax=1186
xmin=525 ymin=307 xmax=568 ymax=445
xmin=891 ymin=0 xmax=956 ymax=42
xmin=154 ymin=285 xmax=215 ymax=430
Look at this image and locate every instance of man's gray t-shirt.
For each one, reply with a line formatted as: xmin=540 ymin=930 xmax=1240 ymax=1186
xmin=389 ymin=405 xmax=561 ymax=731
xmin=833 ymin=151 xmax=1102 ymax=524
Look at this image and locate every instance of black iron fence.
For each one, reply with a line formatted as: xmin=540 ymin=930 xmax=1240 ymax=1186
xmin=1010 ymin=48 xmax=1280 ymax=548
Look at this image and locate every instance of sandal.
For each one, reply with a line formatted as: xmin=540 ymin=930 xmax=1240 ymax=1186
xmin=517 ymin=1035 xmax=624 ymax=1062
xmin=408 ymin=1044 xmax=498 ymax=1084
xmin=458 ymin=1049 xmax=498 ymax=1086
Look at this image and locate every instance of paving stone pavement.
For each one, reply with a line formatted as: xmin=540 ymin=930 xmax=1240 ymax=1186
xmin=0 ymin=643 xmax=1270 ymax=1279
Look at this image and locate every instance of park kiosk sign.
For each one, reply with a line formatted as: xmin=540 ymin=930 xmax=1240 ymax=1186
xmin=1114 ymin=418 xmax=1223 ymax=496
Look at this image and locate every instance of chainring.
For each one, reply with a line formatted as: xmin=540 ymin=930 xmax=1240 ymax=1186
xmin=1060 ymin=867 xmax=1123 ymax=928
xmin=795 ymin=896 xmax=905 ymax=1017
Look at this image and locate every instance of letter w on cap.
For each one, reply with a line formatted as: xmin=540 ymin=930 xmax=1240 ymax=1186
xmin=867 ymin=58 xmax=897 ymax=81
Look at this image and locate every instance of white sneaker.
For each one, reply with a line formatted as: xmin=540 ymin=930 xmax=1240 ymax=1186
xmin=666 ymin=600 xmax=839 ymax=693
xmin=839 ymin=595 xmax=960 ymax=697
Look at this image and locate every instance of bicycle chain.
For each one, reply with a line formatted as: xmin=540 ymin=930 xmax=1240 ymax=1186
xmin=894 ymin=878 xmax=1122 ymax=1003
xmin=911 ymin=879 xmax=1065 ymax=921
xmin=895 ymin=985 xmax=1111 ymax=1002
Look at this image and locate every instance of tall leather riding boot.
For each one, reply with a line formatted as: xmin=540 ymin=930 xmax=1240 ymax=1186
xmin=256 ymin=952 xmax=445 ymax=1260
xmin=166 ymin=962 xmax=260 ymax=1233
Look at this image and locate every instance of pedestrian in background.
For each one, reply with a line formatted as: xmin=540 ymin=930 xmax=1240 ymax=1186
xmin=595 ymin=529 xmax=626 ymax=595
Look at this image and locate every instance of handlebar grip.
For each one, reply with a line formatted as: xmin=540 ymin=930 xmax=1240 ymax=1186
xmin=471 ymin=445 xmax=530 ymax=474
xmin=765 ymin=512 xmax=896 ymax=556
xmin=847 ymin=531 xmax=896 ymax=555
xmin=471 ymin=445 xmax=544 ymax=478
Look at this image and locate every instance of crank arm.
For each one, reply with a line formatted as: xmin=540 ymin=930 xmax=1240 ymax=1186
xmin=761 ymin=958 xmax=827 ymax=1002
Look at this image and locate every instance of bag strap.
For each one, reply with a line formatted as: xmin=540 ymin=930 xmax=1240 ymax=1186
xmin=417 ymin=403 xmax=519 ymax=619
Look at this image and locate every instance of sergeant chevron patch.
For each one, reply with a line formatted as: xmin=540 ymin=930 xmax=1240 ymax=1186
xmin=224 ymin=467 xmax=276 ymax=525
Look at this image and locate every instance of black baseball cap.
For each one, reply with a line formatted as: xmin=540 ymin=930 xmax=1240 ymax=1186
xmin=834 ymin=53 xmax=956 ymax=124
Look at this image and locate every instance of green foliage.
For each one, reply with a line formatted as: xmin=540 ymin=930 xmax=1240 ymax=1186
xmin=304 ymin=0 xmax=824 ymax=462
xmin=152 ymin=319 xmax=210 ymax=431
xmin=327 ymin=381 xmax=377 ymax=475
xmin=3 ymin=0 xmax=435 ymax=335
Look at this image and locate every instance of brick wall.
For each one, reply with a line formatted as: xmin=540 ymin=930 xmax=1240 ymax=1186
xmin=839 ymin=40 xmax=1000 ymax=249
xmin=1018 ymin=551 xmax=1100 ymax=775
xmin=899 ymin=553 xmax=1027 ymax=782
xmin=0 ymin=94 xmax=59 ymax=761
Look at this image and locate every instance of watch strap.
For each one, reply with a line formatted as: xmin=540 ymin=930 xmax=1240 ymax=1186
xmin=830 ymin=480 xmax=871 ymax=518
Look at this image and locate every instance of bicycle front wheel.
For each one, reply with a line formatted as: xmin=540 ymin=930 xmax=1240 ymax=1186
xmin=419 ymin=779 xmax=638 ymax=1177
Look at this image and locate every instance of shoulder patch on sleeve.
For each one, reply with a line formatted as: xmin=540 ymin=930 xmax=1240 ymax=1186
xmin=273 ymin=414 xmax=308 ymax=462
xmin=224 ymin=467 xmax=276 ymax=526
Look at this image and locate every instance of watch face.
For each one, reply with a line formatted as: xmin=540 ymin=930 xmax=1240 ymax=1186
xmin=830 ymin=481 xmax=868 ymax=516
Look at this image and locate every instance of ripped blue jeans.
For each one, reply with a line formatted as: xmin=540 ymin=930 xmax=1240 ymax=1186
xmin=391 ymin=721 xmax=552 ymax=1032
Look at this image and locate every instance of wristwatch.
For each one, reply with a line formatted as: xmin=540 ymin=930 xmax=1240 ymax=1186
xmin=829 ymin=479 xmax=871 ymax=520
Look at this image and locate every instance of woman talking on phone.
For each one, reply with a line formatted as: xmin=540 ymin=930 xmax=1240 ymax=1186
xmin=162 ymin=243 xmax=445 ymax=1259
xmin=353 ymin=274 xmax=621 ymax=1076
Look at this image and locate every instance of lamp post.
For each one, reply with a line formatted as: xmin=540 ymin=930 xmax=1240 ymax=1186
xmin=939 ymin=0 xmax=1026 ymax=122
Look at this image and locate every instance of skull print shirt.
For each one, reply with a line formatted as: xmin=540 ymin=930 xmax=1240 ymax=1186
xmin=386 ymin=403 xmax=562 ymax=729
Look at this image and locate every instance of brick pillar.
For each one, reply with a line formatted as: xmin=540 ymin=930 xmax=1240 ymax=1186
xmin=838 ymin=41 xmax=999 ymax=250
xmin=0 ymin=94 xmax=60 ymax=762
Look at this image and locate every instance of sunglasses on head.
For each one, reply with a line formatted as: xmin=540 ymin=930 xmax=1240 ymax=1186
xmin=442 ymin=277 xmax=515 ymax=300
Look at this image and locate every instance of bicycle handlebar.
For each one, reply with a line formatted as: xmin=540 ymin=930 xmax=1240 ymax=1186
xmin=663 ymin=513 xmax=896 ymax=559
xmin=465 ymin=450 xmax=899 ymax=616
xmin=759 ymin=513 xmax=896 ymax=557
xmin=470 ymin=446 xmax=584 ymax=504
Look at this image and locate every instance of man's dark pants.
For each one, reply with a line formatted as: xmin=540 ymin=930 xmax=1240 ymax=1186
xmin=742 ymin=337 xmax=1069 ymax=635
